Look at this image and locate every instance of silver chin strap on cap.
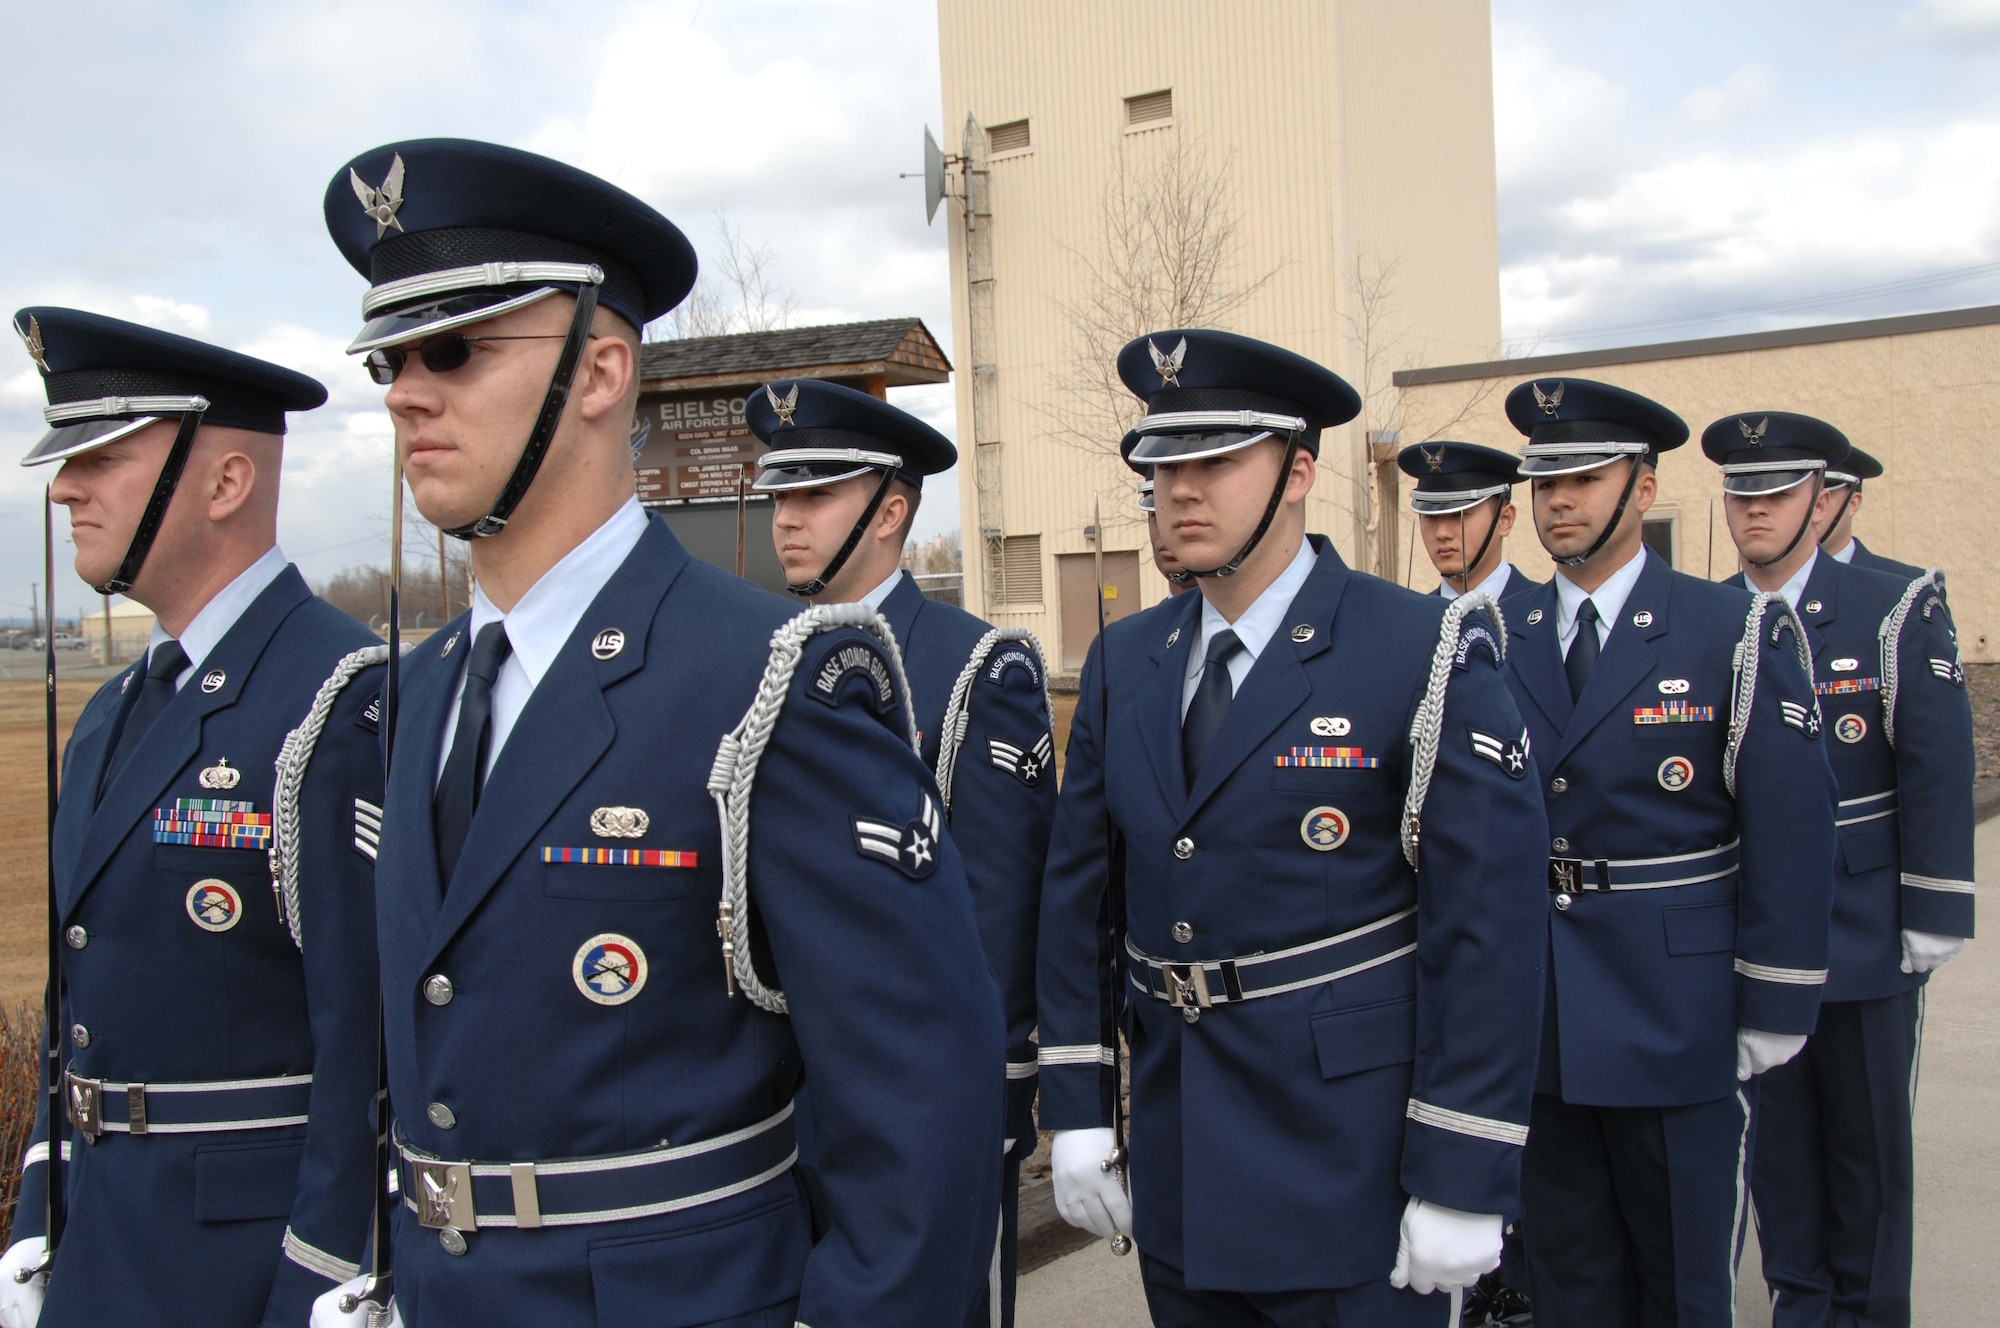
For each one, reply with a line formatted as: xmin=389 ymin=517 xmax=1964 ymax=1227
xmin=1449 ymin=495 xmax=1506 ymax=594
xmin=69 ymin=398 xmax=209 ymax=596
xmin=786 ymin=465 xmax=902 ymax=599
xmin=1166 ymin=429 xmax=1304 ymax=585
xmin=1550 ymin=455 xmax=1645 ymax=569
xmin=443 ymin=271 xmax=603 ymax=541
xmin=1819 ymin=480 xmax=1856 ymax=548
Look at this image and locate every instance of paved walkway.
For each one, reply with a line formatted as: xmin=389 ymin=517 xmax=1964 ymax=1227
xmin=1018 ymin=818 xmax=2000 ymax=1325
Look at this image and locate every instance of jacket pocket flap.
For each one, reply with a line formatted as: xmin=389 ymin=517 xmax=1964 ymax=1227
xmin=1663 ymin=901 xmax=1737 ymax=956
xmin=1310 ymin=997 xmax=1416 ymax=1080
xmin=195 ymin=1137 xmax=303 ymax=1223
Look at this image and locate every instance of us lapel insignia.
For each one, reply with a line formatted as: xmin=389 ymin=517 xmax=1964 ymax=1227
xmin=1290 ymin=624 xmax=1315 ymax=643
xmin=1631 ymin=610 xmax=1654 ymax=628
xmin=1804 ymin=599 xmax=1823 ymax=614
xmin=853 ymin=793 xmax=942 ymax=880
xmin=590 ymin=806 xmax=649 ymax=838
xmin=1526 ymin=609 xmax=1544 ymax=625
xmin=591 ymin=628 xmax=625 ymax=661
xmin=200 ymin=670 xmax=226 ymax=693
xmin=439 ymin=631 xmax=461 ymax=659
xmin=349 ymin=153 xmax=407 ymax=239
xmin=185 ymin=879 xmax=243 ymax=933
xmin=1165 ymin=627 xmax=1181 ymax=648
xmin=198 ymin=758 xmax=241 ymax=790
xmin=573 ymin=933 xmax=648 ymax=1005
xmin=1309 ymin=716 xmax=1351 ymax=737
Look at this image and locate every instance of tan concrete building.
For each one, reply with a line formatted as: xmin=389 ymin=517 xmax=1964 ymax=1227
xmin=1394 ymin=303 xmax=2000 ymax=661
xmin=937 ymin=0 xmax=1502 ymax=670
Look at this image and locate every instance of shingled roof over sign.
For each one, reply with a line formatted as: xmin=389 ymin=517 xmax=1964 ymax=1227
xmin=638 ymin=317 xmax=952 ymax=391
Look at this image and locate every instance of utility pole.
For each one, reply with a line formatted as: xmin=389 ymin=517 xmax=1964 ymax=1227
xmin=101 ymin=593 xmax=113 ymax=666
xmin=438 ymin=527 xmax=450 ymax=622
xmin=29 ymin=582 xmax=39 ymax=636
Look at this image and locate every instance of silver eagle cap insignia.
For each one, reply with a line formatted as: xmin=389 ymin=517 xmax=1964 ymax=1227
xmin=349 ymin=153 xmax=407 ymax=240
xmin=1148 ymin=337 xmax=1188 ymax=387
xmin=1738 ymin=417 xmax=1769 ymax=445
xmin=14 ymin=315 xmax=48 ymax=374
xmin=766 ymin=383 xmax=799 ymax=427
xmin=1531 ymin=382 xmax=1565 ymax=416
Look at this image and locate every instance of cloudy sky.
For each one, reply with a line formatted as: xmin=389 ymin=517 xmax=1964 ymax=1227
xmin=6 ymin=0 xmax=2000 ymax=626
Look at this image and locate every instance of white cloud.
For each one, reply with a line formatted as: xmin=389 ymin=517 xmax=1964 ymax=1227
xmin=1677 ymin=65 xmax=1777 ymax=132
xmin=126 ymin=295 xmax=211 ymax=334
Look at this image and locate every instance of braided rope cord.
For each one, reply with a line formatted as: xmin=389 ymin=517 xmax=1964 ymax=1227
xmin=1725 ymin=594 xmax=1814 ymax=796
xmin=935 ymin=627 xmax=1052 ymax=815
xmin=1400 ymin=593 xmax=1507 ymax=869
xmin=271 ymin=645 xmax=392 ymax=951
xmin=1878 ymin=568 xmax=1944 ymax=750
xmin=707 ymin=604 xmax=918 ymax=1014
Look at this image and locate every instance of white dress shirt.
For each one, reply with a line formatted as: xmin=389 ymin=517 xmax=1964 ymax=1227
xmin=1766 ymin=550 xmax=1819 ymax=614
xmin=145 ymin=544 xmax=290 ymax=691
xmin=1182 ymin=538 xmax=1318 ymax=718
xmin=858 ymin=568 xmax=904 ymax=611
xmin=1553 ymin=545 xmax=1649 ymax=658
xmin=1829 ymin=538 xmax=1855 ymax=564
xmin=438 ymin=498 xmax=650 ymax=781
xmin=1438 ymin=560 xmax=1516 ymax=603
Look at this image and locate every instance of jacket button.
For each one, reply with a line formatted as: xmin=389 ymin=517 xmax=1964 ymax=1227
xmin=427 ymin=1102 xmax=457 ymax=1130
xmin=1172 ymin=922 xmax=1194 ymax=944
xmin=70 ymin=1024 xmax=90 ymax=1048
xmin=1555 ymin=892 xmax=1573 ymax=911
xmin=1550 ymin=777 xmax=1569 ymax=794
xmin=424 ymin=975 xmax=455 ymax=1006
xmin=65 ymin=926 xmax=88 ymax=950
xmin=1173 ymin=837 xmax=1194 ymax=860
xmin=438 ymin=1229 xmax=468 ymax=1256
xmin=1552 ymin=837 xmax=1570 ymax=854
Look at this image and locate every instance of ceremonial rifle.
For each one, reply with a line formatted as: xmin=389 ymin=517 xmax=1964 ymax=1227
xmin=1092 ymin=495 xmax=1132 ymax=1257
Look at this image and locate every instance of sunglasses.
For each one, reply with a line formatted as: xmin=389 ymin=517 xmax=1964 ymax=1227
xmin=364 ymin=332 xmax=568 ymax=385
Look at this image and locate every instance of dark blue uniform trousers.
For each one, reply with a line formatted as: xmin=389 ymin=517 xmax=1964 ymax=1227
xmin=1139 ymin=1252 xmax=1456 ymax=1327
xmin=1522 ymin=1091 xmax=1754 ymax=1328
xmin=1752 ymin=990 xmax=1922 ymax=1328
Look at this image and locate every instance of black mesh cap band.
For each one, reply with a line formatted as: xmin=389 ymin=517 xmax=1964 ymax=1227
xmin=1526 ymin=419 xmax=1656 ymax=447
xmin=1150 ymin=386 xmax=1313 ymax=419
xmin=43 ymin=368 xmax=288 ymax=433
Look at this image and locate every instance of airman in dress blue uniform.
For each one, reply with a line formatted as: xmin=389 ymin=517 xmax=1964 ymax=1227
xmin=1819 ymin=446 xmax=1926 ymax=581
xmin=1497 ymin=378 xmax=1838 ymax=1328
xmin=1397 ymin=440 xmax=1543 ymax=607
xmin=313 ymin=138 xmax=1003 ymax=1327
xmin=751 ymin=378 xmax=1057 ymax=1327
xmin=1705 ymin=412 xmax=1973 ymax=1328
xmin=1039 ymin=330 xmax=1549 ymax=1326
xmin=0 ymin=310 xmax=385 ymax=1327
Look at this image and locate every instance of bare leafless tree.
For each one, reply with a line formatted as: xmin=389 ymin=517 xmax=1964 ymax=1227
xmin=645 ymin=212 xmax=795 ymax=342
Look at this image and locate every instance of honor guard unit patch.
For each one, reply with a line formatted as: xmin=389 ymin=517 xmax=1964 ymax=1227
xmin=812 ymin=642 xmax=896 ymax=712
xmin=1779 ymin=700 xmax=1821 ymax=737
xmin=185 ymin=879 xmax=243 ymax=933
xmin=1454 ymin=621 xmax=1502 ymax=671
xmin=353 ymin=798 xmax=381 ymax=861
xmin=1835 ymin=714 xmax=1869 ymax=744
xmin=1310 ymin=716 xmax=1352 ymax=737
xmin=542 ymin=847 xmax=696 ymax=868
xmin=986 ymin=647 xmax=1041 ymax=687
xmin=1469 ymin=728 xmax=1530 ymax=778
xmin=572 ymin=933 xmax=648 ymax=1006
xmin=1657 ymin=756 xmax=1695 ymax=792
xmin=198 ymin=758 xmax=241 ymax=790
xmin=1300 ymin=807 xmax=1350 ymax=852
xmin=1633 ymin=702 xmax=1716 ymax=725
xmin=155 ymin=799 xmax=272 ymax=851
xmin=853 ymin=793 xmax=942 ymax=880
xmin=1816 ymin=676 xmax=1881 ymax=695
xmin=990 ymin=734 xmax=1054 ymax=786
xmin=1275 ymin=746 xmax=1380 ymax=769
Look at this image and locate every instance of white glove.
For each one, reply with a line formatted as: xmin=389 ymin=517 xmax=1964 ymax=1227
xmin=1050 ymin=1127 xmax=1131 ymax=1243
xmin=311 ymin=1277 xmax=402 ymax=1328
xmin=0 ymin=1238 xmax=46 ymax=1328
xmin=1900 ymin=929 xmax=1965 ymax=975
xmin=1388 ymin=1197 xmax=1502 ymax=1295
xmin=1736 ymin=1027 xmax=1808 ymax=1080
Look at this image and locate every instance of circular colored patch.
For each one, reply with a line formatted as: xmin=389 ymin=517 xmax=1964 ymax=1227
xmin=1300 ymin=806 xmax=1350 ymax=852
xmin=573 ymin=933 xmax=648 ymax=1006
xmin=186 ymin=879 xmax=242 ymax=933
xmin=1657 ymin=756 xmax=1694 ymax=792
xmin=1835 ymin=713 xmax=1868 ymax=745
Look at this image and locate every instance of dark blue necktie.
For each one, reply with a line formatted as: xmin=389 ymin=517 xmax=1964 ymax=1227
xmin=100 ymin=639 xmax=189 ymax=800
xmin=1182 ymin=629 xmax=1243 ymax=789
xmin=434 ymin=622 xmax=512 ymax=884
xmin=1566 ymin=598 xmax=1601 ymax=700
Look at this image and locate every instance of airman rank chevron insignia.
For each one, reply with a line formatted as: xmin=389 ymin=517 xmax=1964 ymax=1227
xmin=154 ymin=799 xmax=272 ymax=850
xmin=354 ymin=798 xmax=381 ymax=861
xmin=1815 ymin=677 xmax=1881 ymax=695
xmin=1778 ymin=700 xmax=1821 ymax=737
xmin=540 ymin=847 xmax=697 ymax=868
xmin=1468 ymin=727 xmax=1530 ymax=778
xmin=990 ymin=733 xmax=1054 ymax=786
xmin=853 ymin=794 xmax=942 ymax=880
xmin=1275 ymin=746 xmax=1379 ymax=769
xmin=1930 ymin=657 xmax=1964 ymax=686
xmin=1632 ymin=702 xmax=1716 ymax=725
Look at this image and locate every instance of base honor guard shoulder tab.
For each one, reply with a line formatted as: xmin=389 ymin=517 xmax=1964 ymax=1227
xmin=984 ymin=642 xmax=1043 ymax=689
xmin=807 ymin=636 xmax=898 ymax=715
xmin=1453 ymin=616 xmax=1504 ymax=672
xmin=355 ymin=690 xmax=382 ymax=733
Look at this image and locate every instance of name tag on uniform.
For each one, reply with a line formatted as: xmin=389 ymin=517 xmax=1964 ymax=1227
xmin=541 ymin=847 xmax=698 ymax=868
xmin=1632 ymin=702 xmax=1715 ymax=725
xmin=1275 ymin=746 xmax=1379 ymax=769
xmin=154 ymin=799 xmax=272 ymax=851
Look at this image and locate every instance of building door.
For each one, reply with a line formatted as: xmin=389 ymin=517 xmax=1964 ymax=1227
xmin=1057 ymin=551 xmax=1142 ymax=670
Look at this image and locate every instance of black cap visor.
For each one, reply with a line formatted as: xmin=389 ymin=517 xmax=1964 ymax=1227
xmin=347 ymin=285 xmax=565 ymax=355
xmin=1128 ymin=428 xmax=1289 ymax=465
xmin=1412 ymin=482 xmax=1511 ymax=516
xmin=1516 ymin=442 xmax=1650 ymax=477
xmin=1719 ymin=461 xmax=1822 ymax=497
xmin=20 ymin=414 xmax=166 ymax=467
xmin=752 ymin=446 xmax=905 ymax=493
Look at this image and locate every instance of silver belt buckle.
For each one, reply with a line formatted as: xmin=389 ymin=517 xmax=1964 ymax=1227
xmin=1161 ymin=962 xmax=1212 ymax=1022
xmin=411 ymin=1159 xmax=476 ymax=1231
xmin=64 ymin=1073 xmax=103 ymax=1143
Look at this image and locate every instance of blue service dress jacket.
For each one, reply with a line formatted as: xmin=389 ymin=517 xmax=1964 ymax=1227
xmin=16 ymin=567 xmax=384 ymax=1327
xmin=1037 ymin=537 xmax=1549 ymax=1293
xmin=1504 ymin=549 xmax=1838 ymax=1107
xmin=1845 ymin=538 xmax=1924 ymax=582
xmin=371 ymin=515 xmax=1003 ymax=1327
xmin=877 ymin=572 xmax=1056 ymax=1150
xmin=1726 ymin=558 xmax=1974 ymax=999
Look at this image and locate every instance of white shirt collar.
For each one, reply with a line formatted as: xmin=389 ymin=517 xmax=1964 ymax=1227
xmin=466 ymin=498 xmax=650 ymax=690
xmin=1768 ymin=549 xmax=1819 ymax=613
xmin=1184 ymin=539 xmax=1318 ymax=714
xmin=147 ymin=545 xmax=289 ymax=690
xmin=858 ymin=568 xmax=904 ymax=612
xmin=1439 ymin=560 xmax=1514 ymax=602
xmin=1829 ymin=538 xmax=1855 ymax=564
xmin=1553 ymin=544 xmax=1648 ymax=650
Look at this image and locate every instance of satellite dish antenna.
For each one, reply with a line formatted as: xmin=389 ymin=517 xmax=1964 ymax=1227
xmin=922 ymin=125 xmax=947 ymax=224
